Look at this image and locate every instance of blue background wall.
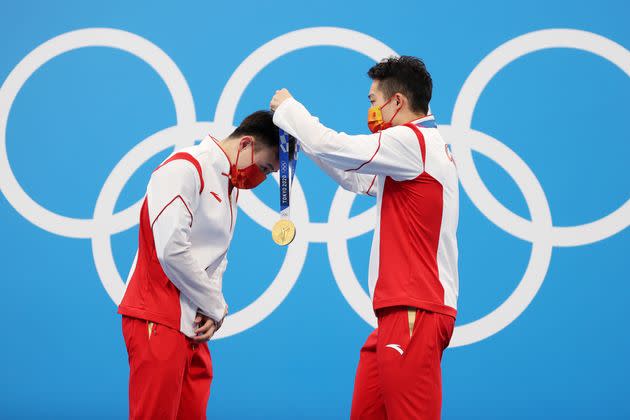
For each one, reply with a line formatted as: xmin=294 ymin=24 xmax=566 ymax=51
xmin=1 ymin=1 xmax=628 ymax=418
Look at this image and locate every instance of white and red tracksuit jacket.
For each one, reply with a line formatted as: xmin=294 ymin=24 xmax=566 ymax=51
xmin=274 ymin=98 xmax=459 ymax=318
xmin=118 ymin=137 xmax=237 ymax=337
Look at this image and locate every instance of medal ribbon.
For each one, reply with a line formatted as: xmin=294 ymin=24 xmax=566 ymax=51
xmin=279 ymin=129 xmax=299 ymax=219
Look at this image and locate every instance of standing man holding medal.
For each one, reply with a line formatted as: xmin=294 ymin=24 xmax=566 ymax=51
xmin=117 ymin=110 xmax=295 ymax=420
xmin=270 ymin=56 xmax=459 ymax=419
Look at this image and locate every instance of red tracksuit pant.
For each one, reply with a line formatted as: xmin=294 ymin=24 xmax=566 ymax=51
xmin=350 ymin=307 xmax=455 ymax=420
xmin=122 ymin=316 xmax=213 ymax=420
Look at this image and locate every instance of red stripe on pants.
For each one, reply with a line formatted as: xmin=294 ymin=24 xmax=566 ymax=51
xmin=122 ymin=316 xmax=213 ymax=420
xmin=351 ymin=307 xmax=455 ymax=420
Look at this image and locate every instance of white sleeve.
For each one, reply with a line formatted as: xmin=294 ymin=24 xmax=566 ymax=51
xmin=147 ymin=160 xmax=227 ymax=323
xmin=273 ymin=97 xmax=423 ymax=181
xmin=303 ymin=147 xmax=377 ymax=196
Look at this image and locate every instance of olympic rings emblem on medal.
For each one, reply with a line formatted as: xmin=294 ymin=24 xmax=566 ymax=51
xmin=1 ymin=27 xmax=628 ymax=345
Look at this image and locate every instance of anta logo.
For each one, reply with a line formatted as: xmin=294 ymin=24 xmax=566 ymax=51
xmin=210 ymin=192 xmax=222 ymax=203
xmin=385 ymin=344 xmax=404 ymax=355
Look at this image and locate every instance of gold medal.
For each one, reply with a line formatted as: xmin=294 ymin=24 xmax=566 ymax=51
xmin=272 ymin=219 xmax=296 ymax=246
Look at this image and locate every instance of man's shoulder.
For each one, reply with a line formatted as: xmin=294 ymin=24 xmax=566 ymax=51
xmin=381 ymin=124 xmax=426 ymax=150
xmin=158 ymin=139 xmax=230 ymax=176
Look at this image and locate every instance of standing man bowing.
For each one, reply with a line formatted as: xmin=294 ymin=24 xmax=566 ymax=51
xmin=270 ymin=56 xmax=459 ymax=419
xmin=118 ymin=110 xmax=294 ymax=420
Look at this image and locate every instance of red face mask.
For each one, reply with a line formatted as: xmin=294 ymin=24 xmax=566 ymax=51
xmin=367 ymin=95 xmax=401 ymax=133
xmin=229 ymin=139 xmax=267 ymax=189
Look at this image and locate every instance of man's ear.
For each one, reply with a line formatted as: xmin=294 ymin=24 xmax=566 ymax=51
xmin=239 ymin=136 xmax=254 ymax=150
xmin=394 ymin=92 xmax=406 ymax=108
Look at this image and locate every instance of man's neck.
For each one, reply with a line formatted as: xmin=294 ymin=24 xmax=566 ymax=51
xmin=218 ymin=137 xmax=238 ymax=164
xmin=394 ymin=110 xmax=426 ymax=126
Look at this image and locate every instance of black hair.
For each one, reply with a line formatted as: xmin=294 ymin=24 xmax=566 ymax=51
xmin=367 ymin=56 xmax=432 ymax=114
xmin=229 ymin=110 xmax=296 ymax=159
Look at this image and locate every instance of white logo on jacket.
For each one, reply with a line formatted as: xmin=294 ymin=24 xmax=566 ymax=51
xmin=385 ymin=344 xmax=404 ymax=355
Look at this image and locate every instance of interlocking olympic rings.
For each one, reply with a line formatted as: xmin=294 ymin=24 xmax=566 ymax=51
xmin=1 ymin=27 xmax=627 ymax=345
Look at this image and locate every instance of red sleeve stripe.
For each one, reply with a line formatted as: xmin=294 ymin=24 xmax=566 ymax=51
xmin=345 ymin=131 xmax=383 ymax=173
xmin=151 ymin=195 xmax=193 ymax=229
xmin=155 ymin=152 xmax=204 ymax=194
xmin=366 ymin=175 xmax=377 ymax=197
xmin=403 ymin=123 xmax=426 ymax=167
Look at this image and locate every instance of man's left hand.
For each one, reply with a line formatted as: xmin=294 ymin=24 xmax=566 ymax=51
xmin=270 ymin=88 xmax=293 ymax=111
xmin=193 ymin=313 xmax=217 ymax=342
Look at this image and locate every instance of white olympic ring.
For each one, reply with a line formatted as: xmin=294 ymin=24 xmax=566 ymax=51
xmin=0 ymin=28 xmax=196 ymax=239
xmin=1 ymin=27 xmax=628 ymax=345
